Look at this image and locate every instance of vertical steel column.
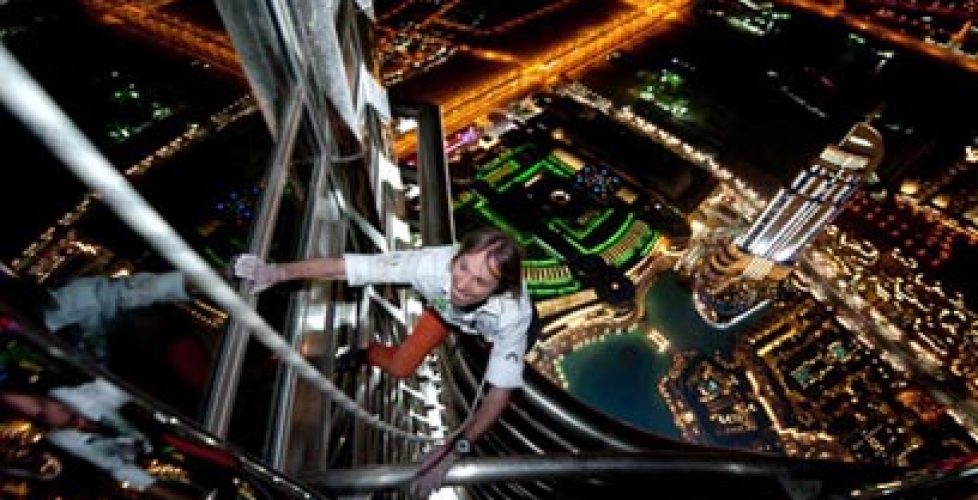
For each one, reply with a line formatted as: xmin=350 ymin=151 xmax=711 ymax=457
xmin=203 ymin=89 xmax=304 ymax=437
xmin=394 ymin=101 xmax=455 ymax=246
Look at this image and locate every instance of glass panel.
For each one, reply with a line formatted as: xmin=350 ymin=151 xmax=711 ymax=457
xmin=224 ymin=112 xmax=317 ymax=456
xmin=0 ymin=1 xmax=269 ymax=429
xmin=0 ymin=302 xmax=315 ymax=498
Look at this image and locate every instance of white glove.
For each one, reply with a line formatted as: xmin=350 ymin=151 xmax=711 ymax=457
xmin=231 ymin=254 xmax=286 ymax=293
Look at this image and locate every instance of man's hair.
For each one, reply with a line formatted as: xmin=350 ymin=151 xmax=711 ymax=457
xmin=457 ymin=227 xmax=524 ymax=298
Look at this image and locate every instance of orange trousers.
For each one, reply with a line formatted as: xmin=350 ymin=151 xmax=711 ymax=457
xmin=367 ymin=308 xmax=451 ymax=378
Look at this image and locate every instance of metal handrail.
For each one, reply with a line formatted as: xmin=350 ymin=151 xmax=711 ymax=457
xmin=310 ymin=451 xmax=905 ymax=494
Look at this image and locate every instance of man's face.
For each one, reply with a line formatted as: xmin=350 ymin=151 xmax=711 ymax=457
xmin=450 ymin=249 xmax=501 ymax=307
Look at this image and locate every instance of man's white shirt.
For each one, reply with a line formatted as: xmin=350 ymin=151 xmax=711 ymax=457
xmin=344 ymin=245 xmax=531 ymax=388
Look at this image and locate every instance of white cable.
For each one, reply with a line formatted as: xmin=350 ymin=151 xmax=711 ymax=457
xmin=0 ymin=43 xmax=433 ymax=443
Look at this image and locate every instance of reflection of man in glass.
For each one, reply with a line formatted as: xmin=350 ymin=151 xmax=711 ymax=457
xmin=0 ymin=264 xmax=193 ymax=366
xmin=0 ymin=312 xmax=175 ymax=498
xmin=0 ymin=264 xmax=209 ymax=415
xmin=0 ymin=379 xmax=201 ymax=500
xmin=2 ymin=378 xmax=155 ymax=491
xmin=1 ymin=392 xmax=95 ymax=431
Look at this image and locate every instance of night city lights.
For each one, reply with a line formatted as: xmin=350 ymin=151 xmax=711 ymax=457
xmin=2 ymin=0 xmax=978 ymax=498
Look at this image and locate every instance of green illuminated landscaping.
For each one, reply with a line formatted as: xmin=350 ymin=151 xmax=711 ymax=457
xmin=455 ymin=137 xmax=667 ymax=301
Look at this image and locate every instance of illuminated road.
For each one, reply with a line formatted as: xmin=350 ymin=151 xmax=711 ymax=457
xmin=81 ymin=0 xmax=244 ymax=77
xmin=773 ymin=0 xmax=978 ymax=73
xmin=432 ymin=0 xmax=583 ymax=36
xmin=79 ymin=0 xmax=693 ymax=160
xmin=79 ymin=0 xmax=976 ymax=162
xmin=396 ymin=0 xmax=695 ymax=157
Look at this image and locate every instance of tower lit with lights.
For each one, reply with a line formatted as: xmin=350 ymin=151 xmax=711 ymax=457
xmin=695 ymin=122 xmax=885 ymax=327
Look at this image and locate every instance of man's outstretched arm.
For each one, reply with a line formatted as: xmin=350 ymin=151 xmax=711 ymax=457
xmin=231 ymin=254 xmax=347 ymax=293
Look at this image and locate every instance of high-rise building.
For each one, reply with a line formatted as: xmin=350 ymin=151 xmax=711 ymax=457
xmin=695 ymin=122 xmax=884 ymax=326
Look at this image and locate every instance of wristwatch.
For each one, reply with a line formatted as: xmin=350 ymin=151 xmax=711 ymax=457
xmin=453 ymin=436 xmax=473 ymax=456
